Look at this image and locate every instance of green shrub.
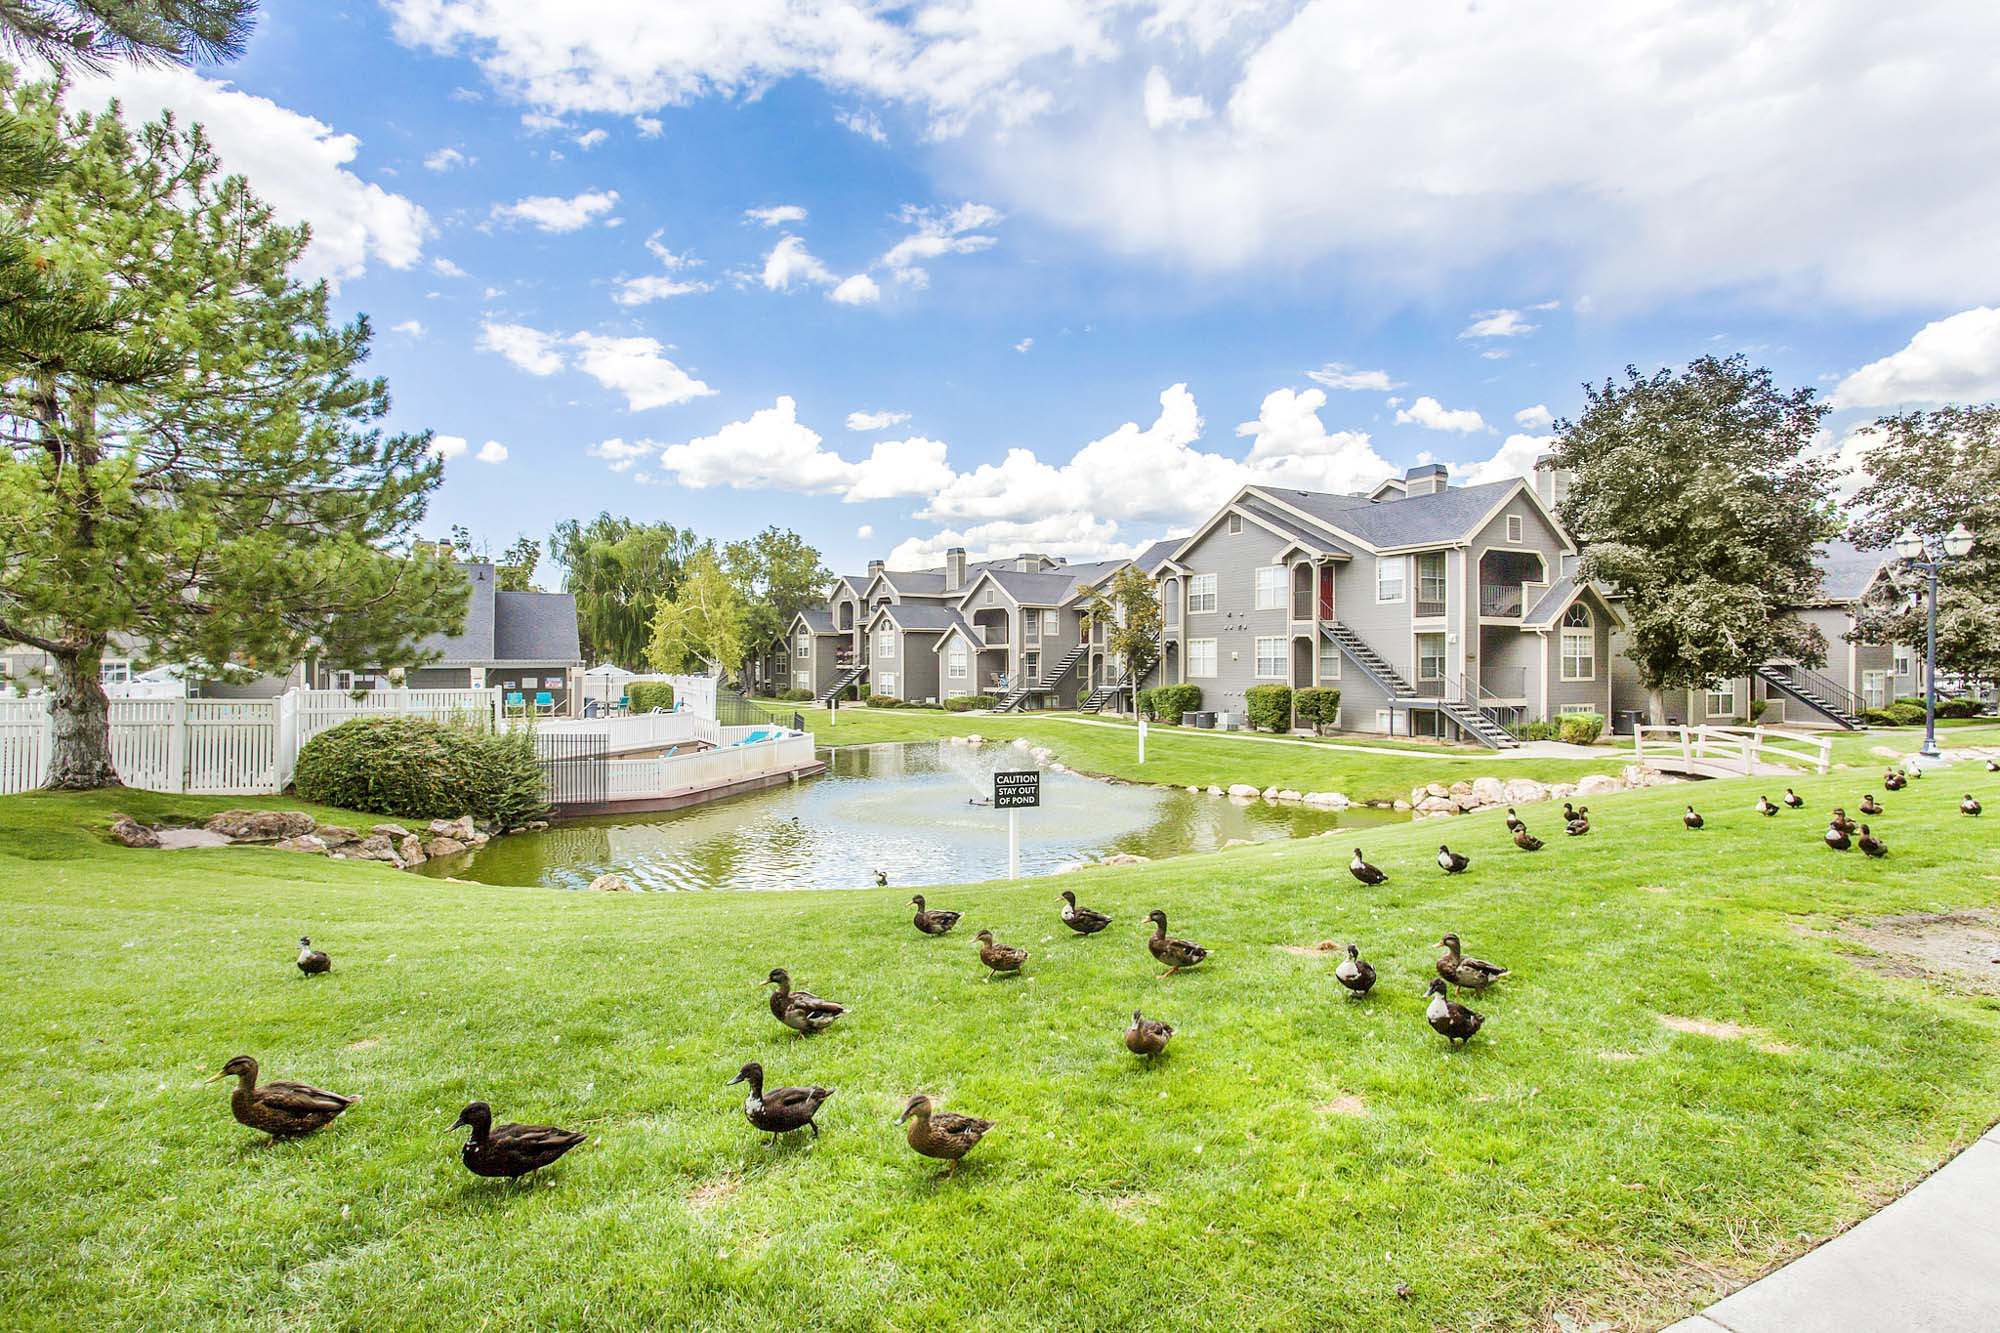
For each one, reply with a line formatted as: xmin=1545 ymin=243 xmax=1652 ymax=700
xmin=1293 ymin=687 xmax=1342 ymax=732
xmin=1938 ymin=696 xmax=1987 ymax=719
xmin=1893 ymin=695 xmax=1927 ymax=709
xmin=1862 ymin=701 xmax=1928 ymax=726
xmin=944 ymin=694 xmax=995 ymax=713
xmin=778 ymin=688 xmax=813 ymax=702
xmin=1134 ymin=688 xmax=1155 ymax=720
xmin=625 ymin=680 xmax=676 ymax=713
xmin=293 ymin=715 xmax=546 ymax=828
xmin=1245 ymin=683 xmax=1293 ymax=732
xmin=865 ymin=695 xmax=905 ymax=708
xmin=1749 ymin=697 xmax=1769 ymax=721
xmin=1557 ymin=711 xmax=1605 ymax=745
xmin=1524 ymin=719 xmax=1558 ymax=741
xmin=1149 ymin=683 xmax=1202 ymax=724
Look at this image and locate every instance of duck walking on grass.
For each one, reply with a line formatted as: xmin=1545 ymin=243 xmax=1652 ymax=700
xmin=295 ymin=936 xmax=331 ymax=977
xmin=1683 ymin=805 xmax=1705 ymax=831
xmin=1565 ymin=806 xmax=1591 ymax=837
xmin=1504 ymin=807 xmax=1525 ymax=834
xmin=975 ymin=929 xmax=1028 ymax=980
xmin=1334 ymin=943 xmax=1376 ymax=996
xmin=1784 ymin=787 xmax=1807 ymax=807
xmin=1436 ymin=844 xmax=1470 ymax=874
xmin=1435 ymin=934 xmax=1508 ymax=996
xmin=1883 ymin=769 xmax=1907 ymax=791
xmin=1754 ymin=795 xmax=1778 ymax=817
xmin=874 ymin=869 xmax=889 ymax=886
xmin=897 ymin=1094 xmax=994 ymax=1176
xmin=1145 ymin=910 xmax=1209 ymax=976
xmin=207 ymin=1056 xmax=358 ymax=1139
xmin=1423 ymin=979 xmax=1485 ymax=1047
xmin=450 ymin=1101 xmax=586 ymax=1182
xmin=765 ymin=967 xmax=848 ymax=1035
xmin=1858 ymin=824 xmax=1888 ymax=858
xmin=1859 ymin=794 xmax=1884 ymax=816
xmin=728 ymin=1062 xmax=832 ymax=1144
xmin=1987 ymin=759 xmax=1999 ymax=773
xmin=1963 ymin=794 xmax=1984 ymax=817
xmin=1824 ymin=821 xmax=1852 ymax=852
xmin=910 ymin=895 xmax=962 ymax=936
xmin=1058 ymin=889 xmax=1112 ymax=936
xmin=1124 ymin=1010 xmax=1175 ymax=1057
xmin=1349 ymin=847 xmax=1388 ymax=885
xmin=1512 ymin=826 xmax=1544 ymax=852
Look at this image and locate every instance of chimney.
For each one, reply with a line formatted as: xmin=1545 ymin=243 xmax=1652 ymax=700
xmin=945 ymin=547 xmax=966 ymax=592
xmin=1016 ymin=552 xmax=1046 ymax=572
xmin=1404 ymin=463 xmax=1449 ymax=497
xmin=867 ymin=559 xmax=884 ymax=579
xmin=1533 ymin=455 xmax=1571 ymax=509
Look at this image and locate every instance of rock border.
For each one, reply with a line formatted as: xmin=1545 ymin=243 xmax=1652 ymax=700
xmin=110 ymin=809 xmax=509 ymax=872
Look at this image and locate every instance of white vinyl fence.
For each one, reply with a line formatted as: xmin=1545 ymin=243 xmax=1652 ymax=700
xmin=602 ymin=733 xmax=817 ymax=803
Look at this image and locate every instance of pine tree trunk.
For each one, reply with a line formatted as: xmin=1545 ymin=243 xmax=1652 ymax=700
xmin=45 ymin=645 xmax=121 ymax=790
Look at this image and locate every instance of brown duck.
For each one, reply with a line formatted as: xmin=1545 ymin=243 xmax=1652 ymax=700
xmin=1683 ymin=805 xmax=1704 ymax=830
xmin=1859 ymin=794 xmax=1883 ymax=815
xmin=765 ymin=967 xmax=848 ymax=1035
xmin=1435 ymin=933 xmax=1509 ymax=995
xmin=1882 ymin=769 xmax=1907 ymax=791
xmin=1124 ymin=1010 xmax=1175 ymax=1057
xmin=1858 ymin=824 xmax=1888 ymax=858
xmin=1424 ymin=979 xmax=1485 ymax=1046
xmin=1784 ymin=787 xmax=1807 ymax=806
xmin=207 ymin=1055 xmax=358 ymax=1139
xmin=1334 ymin=942 xmax=1376 ymax=995
xmin=1145 ymin=909 xmax=1209 ymax=976
xmin=296 ymin=936 xmax=331 ymax=977
xmin=1512 ymin=826 xmax=1544 ymax=852
xmin=1824 ymin=821 xmax=1852 ymax=852
xmin=1829 ymin=807 xmax=1858 ymax=835
xmin=1565 ymin=806 xmax=1591 ymax=837
xmin=1504 ymin=807 xmax=1526 ymax=834
xmin=1059 ymin=889 xmax=1112 ymax=936
xmin=975 ymin=928 xmax=1028 ymax=979
xmin=896 ymin=1094 xmax=994 ymax=1176
xmin=450 ymin=1101 xmax=586 ymax=1180
xmin=1962 ymin=794 xmax=1983 ymax=816
xmin=910 ymin=894 xmax=962 ymax=935
xmin=728 ymin=1061 xmax=832 ymax=1142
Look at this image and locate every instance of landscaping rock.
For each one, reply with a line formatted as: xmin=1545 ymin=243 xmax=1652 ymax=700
xmin=464 ymin=829 xmax=491 ymax=848
xmin=526 ymin=820 xmax=550 ymax=831
xmin=1471 ymin=777 xmax=1507 ymax=807
xmin=314 ymin=824 xmax=362 ymax=849
xmin=348 ymin=834 xmax=404 ymax=868
xmin=1277 ymin=789 xmax=1304 ymax=803
xmin=205 ymin=809 xmax=316 ymax=842
xmin=1426 ymin=782 xmax=1450 ymax=799
xmin=1261 ymin=786 xmax=1280 ymax=800
xmin=370 ymin=823 xmax=412 ymax=840
xmin=423 ymin=836 xmax=467 ymax=859
xmin=1227 ymin=783 xmax=1261 ymax=798
xmin=108 ymin=815 xmax=159 ymax=848
xmin=1449 ymin=780 xmax=1474 ymax=797
xmin=1551 ymin=783 xmax=1576 ymax=800
xmin=1223 ymin=838 xmax=1255 ymax=849
xmin=156 ymin=827 xmax=234 ymax=849
xmin=427 ymin=815 xmax=477 ymax=842
xmin=1503 ymin=778 xmax=1549 ymax=804
xmin=589 ymin=873 xmax=633 ymax=892
xmin=1099 ymin=852 xmax=1151 ymax=866
xmin=1416 ymin=795 xmax=1457 ymax=815
xmin=397 ymin=834 xmax=427 ymax=867
xmin=1393 ymin=799 xmax=1412 ymax=811
xmin=1207 ymin=785 xmax=1224 ymax=796
xmin=273 ymin=834 xmax=328 ymax=855
xmin=1575 ymin=774 xmax=1623 ymax=796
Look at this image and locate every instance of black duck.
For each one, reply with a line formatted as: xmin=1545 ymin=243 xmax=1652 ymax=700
xmin=1349 ymin=847 xmax=1388 ymax=885
xmin=1436 ymin=844 xmax=1470 ymax=874
xmin=975 ymin=928 xmax=1028 ymax=979
xmin=207 ymin=1055 xmax=357 ymax=1139
xmin=874 ymin=869 xmax=889 ymax=886
xmin=1683 ymin=805 xmax=1704 ymax=830
xmin=765 ymin=967 xmax=848 ymax=1035
xmin=1784 ymin=787 xmax=1806 ymax=807
xmin=1334 ymin=943 xmax=1376 ymax=995
xmin=1824 ymin=821 xmax=1852 ymax=852
xmin=910 ymin=894 xmax=962 ymax=935
xmin=1423 ymin=979 xmax=1485 ymax=1046
xmin=896 ymin=1094 xmax=994 ymax=1176
xmin=1859 ymin=794 xmax=1883 ymax=816
xmin=450 ymin=1101 xmax=586 ymax=1181
xmin=728 ymin=1061 xmax=832 ymax=1142
xmin=1857 ymin=824 xmax=1888 ymax=858
xmin=1435 ymin=933 xmax=1509 ymax=995
xmin=296 ymin=936 xmax=331 ymax=977
xmin=1754 ymin=795 xmax=1778 ymax=817
xmin=1124 ymin=1010 xmax=1175 ymax=1057
xmin=1963 ymin=794 xmax=1983 ymax=816
xmin=1145 ymin=910 xmax=1209 ymax=976
xmin=1058 ymin=889 xmax=1112 ymax=936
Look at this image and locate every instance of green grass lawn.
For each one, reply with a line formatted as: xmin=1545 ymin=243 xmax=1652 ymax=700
xmin=3 ymin=771 xmax=1998 ymax=1330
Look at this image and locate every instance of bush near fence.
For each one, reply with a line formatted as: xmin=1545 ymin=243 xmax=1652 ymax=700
xmin=1244 ymin=684 xmax=1292 ymax=733
xmin=294 ymin=716 xmax=546 ymax=828
xmin=626 ymin=681 xmax=676 ymax=713
xmin=1557 ymin=712 xmax=1605 ymax=745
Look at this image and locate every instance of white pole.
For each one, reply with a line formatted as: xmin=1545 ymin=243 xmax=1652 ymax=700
xmin=1008 ymin=809 xmax=1020 ymax=880
xmin=1138 ymin=715 xmax=1147 ymax=764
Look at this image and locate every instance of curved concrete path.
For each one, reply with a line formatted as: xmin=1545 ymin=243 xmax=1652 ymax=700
xmin=1036 ymin=715 xmax=1610 ymax=764
xmin=1659 ymin=1120 xmax=2000 ymax=1332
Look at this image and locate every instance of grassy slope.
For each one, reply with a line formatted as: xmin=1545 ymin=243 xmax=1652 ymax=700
xmin=3 ymin=774 xmax=1998 ymax=1331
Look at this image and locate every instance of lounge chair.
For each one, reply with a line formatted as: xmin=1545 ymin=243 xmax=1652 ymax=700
xmin=534 ymin=690 xmax=555 ymax=715
xmin=504 ymin=691 xmax=526 ymax=716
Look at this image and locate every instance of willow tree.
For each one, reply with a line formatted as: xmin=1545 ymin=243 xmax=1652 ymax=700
xmin=0 ymin=79 xmax=463 ymax=787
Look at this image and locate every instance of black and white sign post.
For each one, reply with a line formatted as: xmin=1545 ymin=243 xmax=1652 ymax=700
xmin=992 ymin=769 xmax=1041 ymax=880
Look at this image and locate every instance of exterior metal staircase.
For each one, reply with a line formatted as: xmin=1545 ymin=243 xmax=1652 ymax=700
xmin=1077 ymin=631 xmax=1161 ymax=714
xmin=817 ymin=662 xmax=868 ymax=707
xmin=1754 ymin=663 xmax=1865 ymax=730
xmin=994 ymin=640 xmax=1090 ymax=713
xmin=1317 ymin=622 xmax=1517 ymax=749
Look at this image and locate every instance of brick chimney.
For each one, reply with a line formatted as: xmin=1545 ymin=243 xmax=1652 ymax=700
xmin=1404 ymin=463 xmax=1449 ymax=496
xmin=945 ymin=547 xmax=967 ymax=592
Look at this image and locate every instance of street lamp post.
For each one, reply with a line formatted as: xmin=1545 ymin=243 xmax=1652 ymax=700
xmin=1892 ymin=522 xmax=1977 ymax=759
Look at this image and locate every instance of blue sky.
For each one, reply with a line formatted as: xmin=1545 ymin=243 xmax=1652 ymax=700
xmin=68 ymin=1 xmax=2000 ymax=581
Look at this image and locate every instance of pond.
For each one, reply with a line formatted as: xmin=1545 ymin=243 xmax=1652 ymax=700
xmin=416 ymin=741 xmax=1408 ymax=892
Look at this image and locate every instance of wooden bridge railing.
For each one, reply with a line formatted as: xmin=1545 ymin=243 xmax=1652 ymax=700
xmin=1633 ymin=724 xmax=1832 ymax=776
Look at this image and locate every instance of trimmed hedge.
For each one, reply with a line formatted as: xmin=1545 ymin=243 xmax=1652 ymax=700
xmin=1862 ymin=701 xmax=1927 ymax=726
xmin=777 ymin=688 xmax=813 ymax=702
xmin=864 ymin=695 xmax=906 ymax=708
xmin=944 ymin=694 xmax=995 ymax=712
xmin=626 ymin=681 xmax=676 ymax=713
xmin=293 ymin=715 xmax=546 ymax=828
xmin=1524 ymin=719 xmax=1558 ymax=741
xmin=1939 ymin=697 xmax=1987 ymax=719
xmin=1245 ymin=683 xmax=1292 ymax=733
xmin=1557 ymin=711 xmax=1605 ymax=745
xmin=1294 ymin=687 xmax=1342 ymax=733
xmin=1148 ymin=683 xmax=1202 ymax=724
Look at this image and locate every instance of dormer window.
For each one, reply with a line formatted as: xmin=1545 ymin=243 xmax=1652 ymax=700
xmin=1227 ymin=513 xmax=1243 ymax=535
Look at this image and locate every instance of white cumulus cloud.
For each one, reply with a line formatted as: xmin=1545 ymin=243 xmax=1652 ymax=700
xmin=475 ymin=440 xmax=509 ymax=463
xmin=478 ymin=321 xmax=565 ymax=375
xmin=1453 ymin=433 xmax=1551 ymax=486
xmin=424 ymin=146 xmax=473 ymax=171
xmin=653 ymin=397 xmax=953 ymax=500
xmin=1143 ymin=66 xmax=1211 ymax=129
xmin=1307 ymin=363 xmax=1401 ymax=392
xmin=1514 ymin=403 xmax=1554 ymax=429
xmin=491 ymin=189 xmax=621 ymax=232
xmin=1459 ymin=309 xmax=1539 ymax=339
xmin=847 ymin=409 xmax=910 ymax=431
xmin=614 ymin=231 xmax=712 ymax=304
xmin=831 ymin=273 xmax=882 ymax=305
xmin=1832 ymin=307 xmax=2000 ymax=408
xmin=1395 ymin=396 xmax=1488 ymax=433
xmin=429 ymin=434 xmax=468 ymax=460
xmin=566 ymin=332 xmax=716 ymax=411
xmin=745 ymin=204 xmax=808 ymax=227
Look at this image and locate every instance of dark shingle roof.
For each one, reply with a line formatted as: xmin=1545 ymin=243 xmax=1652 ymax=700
xmin=1132 ymin=537 xmax=1184 ymax=572
xmin=413 ymin=563 xmax=497 ymax=663
xmin=1522 ymin=576 xmax=1577 ymax=626
xmin=1815 ymin=541 xmax=1889 ymax=603
xmin=795 ymin=608 xmax=838 ymax=634
xmin=968 ymin=559 xmax=1130 ymax=606
xmin=873 ymin=603 xmax=966 ymax=632
xmin=492 ymin=591 xmax=582 ymax=663
xmin=1248 ymin=479 xmax=1523 ymax=550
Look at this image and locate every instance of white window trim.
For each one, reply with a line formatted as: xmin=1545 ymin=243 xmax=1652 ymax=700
xmin=1416 ymin=552 xmax=1447 ymax=605
xmin=876 ymin=672 xmax=896 ymax=696
xmin=1376 ymin=556 xmax=1406 ymax=604
xmin=1188 ymin=638 xmax=1218 ymax=679
xmin=1862 ymin=670 xmax=1890 ymax=708
xmin=947 ymin=642 xmax=968 ymax=680
xmin=1316 ymin=642 xmax=1342 ymax=680
xmin=1042 ymin=609 xmax=1058 ymax=634
xmin=1705 ymin=684 xmax=1737 ymax=717
xmin=1506 ymin=514 xmax=1524 ymax=543
xmin=1416 ymin=634 xmax=1446 ymax=683
xmin=875 ymin=628 xmax=896 ymax=660
xmin=1560 ymin=630 xmax=1595 ymax=682
xmin=1253 ymin=635 xmax=1285 ymax=679
xmin=1227 ymin=513 xmax=1243 ymax=535
xmin=1253 ymin=565 xmax=1285 ymax=611
xmin=1188 ymin=573 xmax=1218 ymax=615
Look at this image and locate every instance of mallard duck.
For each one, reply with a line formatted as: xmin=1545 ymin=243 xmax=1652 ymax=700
xmin=1824 ymin=821 xmax=1852 ymax=852
xmin=1754 ymin=795 xmax=1778 ymax=817
xmin=1423 ymin=979 xmax=1485 ymax=1046
xmin=1859 ymin=794 xmax=1883 ymax=815
xmin=1683 ymin=805 xmax=1704 ymax=830
xmin=1987 ymin=759 xmax=1999 ymax=773
xmin=874 ymin=869 xmax=889 ymax=886
xmin=1784 ymin=787 xmax=1806 ymax=807
xmin=728 ymin=1061 xmax=832 ymax=1142
xmin=1883 ymin=769 xmax=1907 ymax=791
xmin=450 ymin=1101 xmax=586 ymax=1180
xmin=896 ymin=1094 xmax=994 ymax=1176
xmin=1565 ymin=806 xmax=1591 ymax=836
xmin=206 ymin=1055 xmax=358 ymax=1139
xmin=1145 ymin=910 xmax=1209 ymax=976
xmin=1435 ymin=933 xmax=1509 ymax=995
xmin=1436 ymin=844 xmax=1470 ymax=874
xmin=765 ymin=967 xmax=848 ymax=1035
xmin=1504 ymin=807 xmax=1525 ymax=834
xmin=911 ymin=895 xmax=962 ymax=936
xmin=1963 ymin=794 xmax=1983 ymax=816
xmin=1858 ymin=824 xmax=1888 ymax=858
xmin=1513 ymin=826 xmax=1544 ymax=852
xmin=975 ymin=928 xmax=1028 ymax=979
xmin=1829 ymin=807 xmax=1857 ymax=835
xmin=1349 ymin=847 xmax=1388 ymax=885
xmin=296 ymin=936 xmax=331 ymax=977
xmin=1124 ymin=1010 xmax=1175 ymax=1057
xmin=1058 ymin=889 xmax=1112 ymax=936
xmin=1561 ymin=802 xmax=1580 ymax=823
xmin=1334 ymin=943 xmax=1376 ymax=995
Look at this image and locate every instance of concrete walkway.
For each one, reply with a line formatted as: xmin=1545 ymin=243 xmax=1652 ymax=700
xmin=1659 ymin=1121 xmax=2000 ymax=1333
xmin=1034 ymin=715 xmax=1611 ymax=764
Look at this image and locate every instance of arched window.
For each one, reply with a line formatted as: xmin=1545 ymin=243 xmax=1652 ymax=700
xmin=1560 ymin=603 xmax=1594 ymax=680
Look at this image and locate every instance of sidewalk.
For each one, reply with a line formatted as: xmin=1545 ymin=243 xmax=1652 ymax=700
xmin=1038 ymin=715 xmax=1610 ymax=764
xmin=1659 ymin=1121 xmax=2000 ymax=1332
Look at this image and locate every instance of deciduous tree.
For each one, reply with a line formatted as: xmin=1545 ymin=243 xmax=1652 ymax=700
xmin=1081 ymin=564 xmax=1163 ymax=700
xmin=550 ymin=513 xmax=696 ymax=668
xmin=646 ymin=546 xmax=743 ymax=676
xmin=723 ymin=526 xmax=829 ymax=676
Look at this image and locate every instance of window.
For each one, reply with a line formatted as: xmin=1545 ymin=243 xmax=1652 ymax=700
xmin=947 ymin=642 xmax=968 ymax=680
xmin=1024 ymin=651 xmax=1040 ymax=681
xmin=1560 ymin=604 xmax=1594 ymax=681
xmin=1043 ymin=609 xmax=1058 ymax=636
xmin=1227 ymin=513 xmax=1243 ymax=535
xmin=1705 ymin=682 xmax=1737 ymax=718
xmin=1317 ymin=639 xmax=1342 ymax=681
xmin=1188 ymin=573 xmax=1217 ymax=614
xmin=1893 ymin=650 xmax=1912 ymax=678
xmin=1254 ymin=565 xmax=1285 ymax=610
xmin=1417 ymin=633 xmax=1446 ymax=683
xmin=877 ymin=672 xmax=896 ymax=696
xmin=983 ymin=588 xmax=996 ymax=605
xmin=1164 ymin=581 xmax=1181 ymax=627
xmin=1377 ymin=557 xmax=1405 ymax=602
xmin=1255 ymin=636 xmax=1285 ymax=678
xmin=1862 ymin=670 xmax=1890 ymax=708
xmin=1188 ymin=638 xmax=1217 ymax=678
xmin=1417 ymin=552 xmax=1446 ymax=606
xmin=876 ymin=628 xmax=896 ymax=660
xmin=1506 ymin=514 xmax=1524 ymax=543
xmin=795 ymin=630 xmax=809 ymax=658
xmin=1558 ymin=703 xmax=1596 ymax=716
xmin=99 ymin=658 xmax=131 ymax=685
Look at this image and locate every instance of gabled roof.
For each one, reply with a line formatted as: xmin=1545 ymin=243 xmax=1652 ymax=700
xmin=958 ymin=559 xmax=1131 ymax=609
xmin=492 ymin=591 xmax=582 ymax=663
xmin=1815 ymin=541 xmax=1891 ymax=603
xmin=833 ymin=573 xmax=869 ymax=599
xmin=1250 ymin=479 xmax=1535 ymax=551
xmin=1131 ymin=537 xmax=1185 ymax=574
xmin=1523 ymin=577 xmax=1624 ymax=629
xmin=412 ymin=562 xmax=498 ymax=662
xmin=790 ymin=608 xmax=839 ymax=635
xmin=869 ymin=602 xmax=970 ymax=633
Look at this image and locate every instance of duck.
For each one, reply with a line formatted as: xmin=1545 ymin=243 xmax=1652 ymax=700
xmin=1754 ymin=795 xmax=1778 ymax=817
xmin=1436 ymin=844 xmax=1470 ymax=874
xmin=1859 ymin=794 xmax=1883 ymax=815
xmin=295 ymin=936 xmax=331 ymax=977
xmin=1504 ymin=807 xmax=1525 ymax=834
xmin=975 ymin=928 xmax=1028 ymax=979
xmin=896 ymin=1094 xmax=994 ymax=1176
xmin=1683 ymin=805 xmax=1704 ymax=830
xmin=1349 ymin=847 xmax=1388 ymax=885
xmin=1829 ymin=808 xmax=1858 ymax=835
xmin=1124 ymin=1010 xmax=1175 ymax=1057
xmin=1783 ymin=788 xmax=1806 ymax=807
xmin=1858 ymin=824 xmax=1888 ymax=858
xmin=873 ymin=869 xmax=889 ymax=887
xmin=1883 ymin=769 xmax=1907 ymax=791
xmin=910 ymin=894 xmax=962 ymax=936
xmin=1561 ymin=802 xmax=1581 ymax=823
xmin=765 ymin=967 xmax=848 ymax=1035
xmin=1435 ymin=933 xmax=1509 ymax=995
xmin=1423 ymin=979 xmax=1485 ymax=1046
xmin=728 ymin=1061 xmax=833 ymax=1142
xmin=206 ymin=1055 xmax=358 ymax=1139
xmin=1145 ymin=909 xmax=1209 ymax=976
xmin=1058 ymin=889 xmax=1112 ymax=936
xmin=1512 ymin=826 xmax=1544 ymax=852
xmin=1824 ymin=821 xmax=1852 ymax=852
xmin=450 ymin=1101 xmax=586 ymax=1181
xmin=1334 ymin=943 xmax=1376 ymax=996
xmin=1987 ymin=759 xmax=1999 ymax=773
xmin=1565 ymin=806 xmax=1591 ymax=837
xmin=1963 ymin=794 xmax=1984 ymax=816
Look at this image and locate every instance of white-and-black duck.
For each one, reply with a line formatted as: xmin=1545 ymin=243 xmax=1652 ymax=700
xmin=874 ymin=869 xmax=889 ymax=886
xmin=1334 ymin=943 xmax=1376 ymax=996
xmin=765 ymin=967 xmax=848 ymax=1035
xmin=728 ymin=1061 xmax=833 ymax=1143
xmin=1824 ymin=821 xmax=1852 ymax=852
xmin=975 ymin=928 xmax=1028 ymax=979
xmin=1754 ymin=795 xmax=1778 ymax=817
xmin=1858 ymin=824 xmax=1888 ymax=858
xmin=1963 ymin=794 xmax=1983 ymax=816
xmin=1512 ymin=826 xmax=1544 ymax=852
xmin=1124 ymin=1010 xmax=1175 ymax=1057
xmin=1145 ymin=909 xmax=1209 ymax=976
xmin=1423 ymin=979 xmax=1485 ymax=1046
xmin=910 ymin=895 xmax=962 ymax=936
xmin=207 ymin=1055 xmax=358 ymax=1139
xmin=450 ymin=1101 xmax=587 ymax=1181
xmin=296 ymin=936 xmax=331 ymax=977
xmin=1504 ymin=807 xmax=1525 ymax=834
xmin=1859 ymin=794 xmax=1883 ymax=816
xmin=1436 ymin=844 xmax=1470 ymax=874
xmin=1783 ymin=787 xmax=1806 ymax=807
xmin=1058 ymin=889 xmax=1112 ymax=936
xmin=1987 ymin=759 xmax=1999 ymax=774
xmin=1435 ymin=933 xmax=1509 ymax=995
xmin=1349 ymin=847 xmax=1388 ymax=885
xmin=896 ymin=1094 xmax=994 ymax=1176
xmin=1683 ymin=805 xmax=1704 ymax=830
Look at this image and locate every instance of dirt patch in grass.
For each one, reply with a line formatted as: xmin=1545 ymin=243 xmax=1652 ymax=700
xmin=1316 ymin=1093 xmax=1368 ymax=1117
xmin=687 ymin=1175 xmax=740 ymax=1211
xmin=1657 ymin=1014 xmax=1755 ymax=1040
xmin=1103 ymin=1192 xmax=1162 ymax=1220
xmin=346 ymin=1037 xmax=379 ymax=1051
xmin=1838 ymin=910 xmax=2000 ymax=994
xmin=1278 ymin=941 xmax=1345 ymax=957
